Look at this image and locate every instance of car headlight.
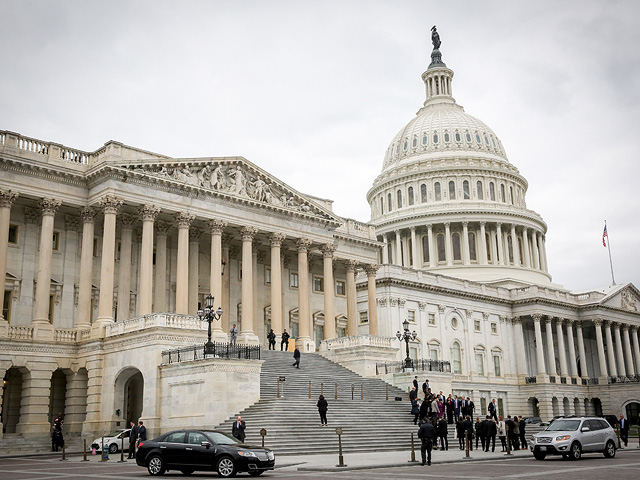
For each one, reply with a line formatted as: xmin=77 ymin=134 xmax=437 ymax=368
xmin=555 ymin=435 xmax=571 ymax=441
xmin=267 ymin=451 xmax=275 ymax=460
xmin=238 ymin=451 xmax=258 ymax=458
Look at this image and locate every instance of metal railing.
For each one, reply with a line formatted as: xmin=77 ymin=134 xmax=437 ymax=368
xmin=161 ymin=343 xmax=261 ymax=365
xmin=525 ymin=376 xmax=537 ymax=384
xmin=375 ymin=359 xmax=451 ymax=375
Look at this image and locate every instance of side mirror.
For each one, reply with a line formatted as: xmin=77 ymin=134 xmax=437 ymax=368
xmin=581 ymin=427 xmax=590 ymax=432
xmin=201 ymin=441 xmax=211 ymax=448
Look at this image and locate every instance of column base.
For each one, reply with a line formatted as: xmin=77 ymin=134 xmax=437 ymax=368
xmin=536 ymin=374 xmax=549 ymax=384
xmin=211 ymin=330 xmax=229 ymax=343
xmin=295 ymin=336 xmax=315 ymax=353
xmin=90 ymin=323 xmax=107 ymax=339
xmin=236 ymin=332 xmax=260 ymax=345
xmin=32 ymin=322 xmax=54 ymax=341
xmin=598 ymin=375 xmax=609 ymax=385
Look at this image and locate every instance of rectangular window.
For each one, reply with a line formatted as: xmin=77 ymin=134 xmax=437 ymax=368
xmin=474 ymin=319 xmax=481 ymax=332
xmin=290 ymin=319 xmax=299 ymax=338
xmin=497 ymin=398 xmax=504 ymax=417
xmin=428 ymin=313 xmax=436 ymax=325
xmin=407 ymin=310 xmax=416 ymax=323
xmin=265 ymin=267 xmax=271 ymax=285
xmin=494 ymin=355 xmax=501 ymax=376
xmin=2 ymin=290 xmax=11 ymax=322
xmin=52 ymin=231 xmax=60 ymax=251
xmin=335 ymin=280 xmax=345 ymax=296
xmin=491 ymin=322 xmax=497 ymax=334
xmin=359 ymin=311 xmax=368 ymax=324
xmin=8 ymin=225 xmax=18 ymax=244
xmin=475 ymin=353 xmax=484 ymax=375
xmin=289 ymin=272 xmax=299 ymax=289
xmin=48 ymin=294 xmax=55 ymax=323
xmin=429 ymin=347 xmax=438 ymax=361
xmin=480 ymin=398 xmax=487 ymax=414
xmin=313 ymin=276 xmax=324 ymax=293
xmin=337 ymin=327 xmax=346 ymax=338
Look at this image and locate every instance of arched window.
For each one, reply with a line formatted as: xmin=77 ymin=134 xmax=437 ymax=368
xmin=437 ymin=233 xmax=446 ymax=263
xmin=403 ymin=139 xmax=408 ymax=151
xmin=387 ymin=193 xmax=392 ymax=211
xmin=444 ymin=132 xmax=450 ymax=143
xmin=448 ymin=181 xmax=456 ymax=200
xmin=485 ymin=233 xmax=492 ymax=261
xmin=455 ymin=131 xmax=461 ymax=142
xmin=465 ymin=132 xmax=472 ymax=143
xmin=422 ymin=235 xmax=430 ymax=263
xmin=452 ymin=232 xmax=462 ymax=261
xmin=500 ymin=184 xmax=506 ymax=202
xmin=422 ymin=134 xmax=428 ymax=146
xmin=434 ymin=182 xmax=441 ymax=201
xmin=476 ymin=133 xmax=481 ymax=144
xmin=463 ymin=180 xmax=470 ymax=199
xmin=408 ymin=186 xmax=414 ymax=206
xmin=412 ymin=137 xmax=417 ymax=148
xmin=469 ymin=231 xmax=477 ymax=262
xmin=507 ymin=235 xmax=514 ymax=264
xmin=420 ymin=184 xmax=427 ymax=203
xmin=510 ymin=186 xmax=514 ymax=205
xmin=489 ymin=182 xmax=496 ymax=201
xmin=433 ymin=133 xmax=439 ymax=144
xmin=477 ymin=181 xmax=483 ymax=200
xmin=397 ymin=190 xmax=403 ymax=208
xmin=452 ymin=342 xmax=462 ymax=374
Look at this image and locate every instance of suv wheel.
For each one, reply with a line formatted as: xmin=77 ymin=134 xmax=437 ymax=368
xmin=569 ymin=442 xmax=581 ymax=460
xmin=603 ymin=440 xmax=616 ymax=458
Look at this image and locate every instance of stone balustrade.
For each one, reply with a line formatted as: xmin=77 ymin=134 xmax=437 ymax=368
xmin=54 ymin=329 xmax=78 ymax=343
xmin=8 ymin=325 xmax=33 ymax=340
xmin=0 ymin=130 xmax=91 ymax=166
xmin=105 ymin=313 xmax=206 ymax=337
xmin=320 ymin=334 xmax=394 ymax=351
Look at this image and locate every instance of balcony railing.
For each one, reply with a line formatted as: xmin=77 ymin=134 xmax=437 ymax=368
xmin=525 ymin=376 xmax=537 ymax=384
xmin=608 ymin=374 xmax=640 ymax=384
xmin=375 ymin=359 xmax=451 ymax=375
xmin=161 ymin=343 xmax=261 ymax=365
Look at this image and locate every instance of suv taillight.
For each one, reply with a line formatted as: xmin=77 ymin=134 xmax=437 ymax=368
xmin=138 ymin=442 xmax=144 ymax=448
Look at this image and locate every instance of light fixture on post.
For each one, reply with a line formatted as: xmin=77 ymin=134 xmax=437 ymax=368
xmin=396 ymin=319 xmax=417 ymax=370
xmin=197 ymin=293 xmax=224 ymax=355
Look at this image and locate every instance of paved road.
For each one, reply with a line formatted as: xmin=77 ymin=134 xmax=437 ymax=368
xmin=0 ymin=452 xmax=638 ymax=479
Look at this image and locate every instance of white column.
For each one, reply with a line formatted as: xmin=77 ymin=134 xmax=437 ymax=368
xmin=496 ymin=223 xmax=505 ymax=265
xmin=117 ymin=214 xmax=136 ymax=321
xmin=296 ymin=238 xmax=313 ymax=351
xmin=604 ymin=320 xmax=617 ymax=376
xmin=188 ymin=227 xmax=202 ymax=316
xmin=76 ymin=207 xmax=98 ymax=328
xmin=479 ymin=222 xmax=488 ymax=265
xmin=444 ymin=222 xmax=452 ymax=266
xmin=346 ymin=260 xmax=358 ymax=336
xmin=175 ymin=212 xmax=194 ymax=315
xmin=556 ymin=319 xmax=568 ymax=378
xmin=613 ymin=323 xmax=626 ymax=376
xmin=427 ymin=224 xmax=435 ymax=267
xmin=533 ymin=314 xmax=546 ymax=376
xmin=622 ymin=325 xmax=635 ymax=376
xmin=322 ymin=243 xmax=337 ymax=340
xmin=365 ymin=264 xmax=379 ymax=335
xmin=138 ymin=205 xmax=160 ymax=316
xmin=631 ymin=326 xmax=640 ymax=374
xmin=95 ymin=196 xmax=122 ymax=327
xmin=539 ymin=234 xmax=549 ymax=272
xmin=565 ymin=320 xmax=579 ymax=379
xmin=381 ymin=234 xmax=389 ymax=264
xmin=545 ymin=317 xmax=557 ymax=376
xmin=208 ymin=220 xmax=226 ymax=316
xmin=462 ymin=221 xmax=470 ymax=265
xmin=594 ymin=319 xmax=609 ymax=378
xmin=522 ymin=227 xmax=531 ymax=268
xmin=531 ymin=230 xmax=540 ymax=269
xmin=511 ymin=224 xmax=521 ymax=266
xmin=238 ymin=227 xmax=259 ymax=344
xmin=269 ymin=233 xmax=285 ymax=336
xmin=33 ymin=198 xmax=62 ymax=324
xmin=576 ymin=321 xmax=589 ymax=378
xmin=489 ymin=226 xmax=498 ymax=264
xmin=0 ymin=190 xmax=18 ymax=323
xmin=513 ymin=317 xmax=528 ymax=377
xmin=410 ymin=227 xmax=418 ymax=269
xmin=395 ymin=230 xmax=402 ymax=266
xmin=154 ymin=221 xmax=171 ymax=312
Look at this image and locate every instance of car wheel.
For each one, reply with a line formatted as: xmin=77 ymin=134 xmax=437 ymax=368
xmin=248 ymin=471 xmax=264 ymax=477
xmin=603 ymin=440 xmax=616 ymax=458
xmin=569 ymin=442 xmax=581 ymax=460
xmin=216 ymin=456 xmax=237 ymax=478
xmin=109 ymin=443 xmax=118 ymax=454
xmin=147 ymin=455 xmax=166 ymax=476
xmin=180 ymin=469 xmax=194 ymax=475
xmin=533 ymin=451 xmax=546 ymax=460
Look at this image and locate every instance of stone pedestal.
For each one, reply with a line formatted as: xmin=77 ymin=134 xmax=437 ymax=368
xmin=32 ymin=323 xmax=54 ymax=341
xmin=320 ymin=335 xmax=398 ymax=377
xmin=236 ymin=332 xmax=260 ymax=346
xmin=211 ymin=331 xmax=229 ymax=343
xmin=296 ymin=336 xmax=315 ymax=353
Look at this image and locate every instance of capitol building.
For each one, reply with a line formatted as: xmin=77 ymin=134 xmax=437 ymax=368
xmin=1 ymin=34 xmax=639 ymax=446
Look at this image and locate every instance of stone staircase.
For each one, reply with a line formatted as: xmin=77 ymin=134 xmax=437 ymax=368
xmin=0 ymin=433 xmax=84 ymax=456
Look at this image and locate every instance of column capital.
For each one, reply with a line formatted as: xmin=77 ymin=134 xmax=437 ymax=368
xmin=532 ymin=313 xmax=543 ymax=322
xmin=64 ymin=214 xmax=80 ymax=231
xmin=296 ymin=238 xmax=312 ymax=252
xmin=364 ymin=264 xmax=379 ymax=276
xmin=119 ymin=213 xmax=138 ymax=229
xmin=39 ymin=198 xmax=62 ymax=216
xmin=24 ymin=207 xmax=39 ymax=224
xmin=345 ymin=259 xmax=358 ymax=272
xmin=479 ymin=221 xmax=486 ymax=227
xmin=565 ymin=318 xmax=575 ymax=326
xmin=80 ymin=206 xmax=98 ymax=223
xmin=410 ymin=226 xmax=416 ymax=232
xmin=426 ymin=223 xmax=433 ymax=230
xmin=0 ymin=190 xmax=19 ymax=208
xmin=545 ymin=316 xmax=555 ymax=325
xmin=138 ymin=204 xmax=161 ymax=221
xmin=444 ymin=222 xmax=450 ymax=228
xmin=322 ymin=243 xmax=337 ymax=257
xmin=269 ymin=232 xmax=286 ymax=247
xmin=155 ymin=220 xmax=171 ymax=236
xmin=496 ymin=222 xmax=502 ymax=228
xmin=621 ymin=324 xmax=630 ymax=332
xmin=611 ymin=321 xmax=621 ymax=330
xmin=208 ymin=219 xmax=228 ymax=234
xmin=511 ymin=316 xmax=522 ymax=324
xmin=241 ymin=226 xmax=259 ymax=241
xmin=175 ymin=211 xmax=195 ymax=228
xmin=189 ymin=227 xmax=203 ymax=242
xmin=462 ymin=221 xmax=469 ymax=227
xmin=603 ymin=319 xmax=613 ymax=328
xmin=522 ymin=226 xmax=529 ymax=233
xmin=631 ymin=325 xmax=639 ymax=333
xmin=593 ymin=318 xmax=603 ymax=327
xmin=98 ymin=195 xmax=123 ymax=214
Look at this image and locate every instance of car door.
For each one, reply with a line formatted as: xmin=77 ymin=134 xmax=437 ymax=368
xmin=186 ymin=431 xmax=214 ymax=468
xmin=585 ymin=420 xmax=604 ymax=451
xmin=159 ymin=431 xmax=188 ymax=466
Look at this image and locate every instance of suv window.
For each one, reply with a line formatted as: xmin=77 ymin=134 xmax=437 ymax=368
xmin=598 ymin=420 xmax=611 ymax=430
xmin=588 ymin=420 xmax=603 ymax=431
xmin=163 ymin=432 xmax=186 ymax=443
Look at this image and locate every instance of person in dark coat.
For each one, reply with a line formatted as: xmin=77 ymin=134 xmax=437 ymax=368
xmin=446 ymin=396 xmax=454 ymax=424
xmin=317 ymin=395 xmax=328 ymax=426
xmin=619 ymin=415 xmax=629 ymax=447
xmin=456 ymin=417 xmax=465 ymax=449
xmin=232 ymin=416 xmax=246 ymax=442
xmin=437 ymin=416 xmax=448 ymax=450
xmin=463 ymin=415 xmax=474 ymax=451
xmin=505 ymin=416 xmax=516 ymax=451
xmin=409 ymin=386 xmax=418 ymax=402
xmin=292 ymin=347 xmax=301 ymax=368
xmin=137 ymin=421 xmax=147 ymax=442
xmin=488 ymin=399 xmax=498 ymax=422
xmin=411 ymin=398 xmax=420 ymax=425
xmin=419 ymin=397 xmax=430 ymax=423
xmin=417 ymin=418 xmax=436 ymax=466
xmin=267 ymin=329 xmax=276 ymax=350
xmin=413 ymin=376 xmax=419 ymax=390
xmin=484 ymin=416 xmax=497 ymax=452
xmin=519 ymin=416 xmax=528 ymax=449
xmin=51 ymin=424 xmax=63 ymax=452
xmin=474 ymin=416 xmax=484 ymax=450
xmin=128 ymin=420 xmax=138 ymax=459
xmin=280 ymin=329 xmax=290 ymax=351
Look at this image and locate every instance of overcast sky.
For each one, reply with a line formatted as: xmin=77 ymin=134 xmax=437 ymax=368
xmin=1 ymin=0 xmax=638 ymax=292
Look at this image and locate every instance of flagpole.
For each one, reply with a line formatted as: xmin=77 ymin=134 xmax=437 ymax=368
xmin=605 ymin=220 xmax=616 ymax=286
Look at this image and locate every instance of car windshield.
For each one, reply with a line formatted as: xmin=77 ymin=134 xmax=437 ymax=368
xmin=545 ymin=420 xmax=580 ymax=431
xmin=205 ymin=431 xmax=240 ymax=445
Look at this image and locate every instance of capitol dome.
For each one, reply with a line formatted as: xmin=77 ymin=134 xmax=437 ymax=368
xmin=367 ymin=32 xmax=551 ymax=285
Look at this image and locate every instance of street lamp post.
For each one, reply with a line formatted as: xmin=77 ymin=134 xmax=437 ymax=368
xmin=396 ymin=319 xmax=417 ymax=370
xmin=197 ymin=293 xmax=223 ymax=355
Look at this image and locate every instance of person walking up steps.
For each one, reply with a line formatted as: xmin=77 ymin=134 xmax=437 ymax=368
xmin=292 ymin=347 xmax=301 ymax=368
xmin=317 ymin=394 xmax=328 ymax=426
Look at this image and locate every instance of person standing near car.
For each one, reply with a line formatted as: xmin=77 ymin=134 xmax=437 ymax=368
xmin=519 ymin=416 xmax=528 ymax=450
xmin=317 ymin=394 xmax=328 ymax=426
xmin=128 ymin=420 xmax=138 ymax=459
xmin=619 ymin=414 xmax=629 ymax=447
xmin=137 ymin=420 xmax=147 ymax=444
xmin=232 ymin=415 xmax=246 ymax=442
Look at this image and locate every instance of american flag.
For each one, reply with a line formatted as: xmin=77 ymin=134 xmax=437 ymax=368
xmin=602 ymin=224 xmax=608 ymax=247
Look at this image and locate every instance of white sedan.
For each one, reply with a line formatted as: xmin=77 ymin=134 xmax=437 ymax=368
xmin=90 ymin=429 xmax=131 ymax=454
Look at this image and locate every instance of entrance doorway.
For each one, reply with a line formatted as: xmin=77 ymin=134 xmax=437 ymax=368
xmin=1 ymin=367 xmax=25 ymax=434
xmin=114 ymin=368 xmax=144 ymax=425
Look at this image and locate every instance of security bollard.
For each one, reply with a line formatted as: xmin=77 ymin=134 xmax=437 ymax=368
xmin=361 ymin=384 xmax=363 ymax=400
xmin=321 ymin=382 xmax=324 ymax=396
xmin=616 ymin=427 xmax=621 ymax=449
xmin=60 ymin=441 xmax=67 ymax=461
xmin=335 ymin=428 xmax=347 ymax=467
xmin=334 ymin=383 xmax=337 ymax=400
xmin=308 ymin=380 xmax=311 ymax=399
xmin=462 ymin=431 xmax=472 ymax=459
xmin=101 ymin=437 xmax=107 ymax=462
xmin=351 ymin=384 xmax=354 ymax=400
xmin=504 ymin=425 xmax=512 ymax=456
xmin=118 ymin=437 xmax=126 ymax=463
xmin=260 ymin=428 xmax=267 ymax=448
xmin=277 ymin=378 xmax=280 ymax=399
xmin=83 ymin=438 xmax=89 ymax=461
xmin=386 ymin=383 xmax=389 ymax=401
xmin=409 ymin=432 xmax=417 ymax=463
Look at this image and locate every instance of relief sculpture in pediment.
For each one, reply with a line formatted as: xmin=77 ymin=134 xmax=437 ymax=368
xmin=621 ymin=289 xmax=638 ymax=312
